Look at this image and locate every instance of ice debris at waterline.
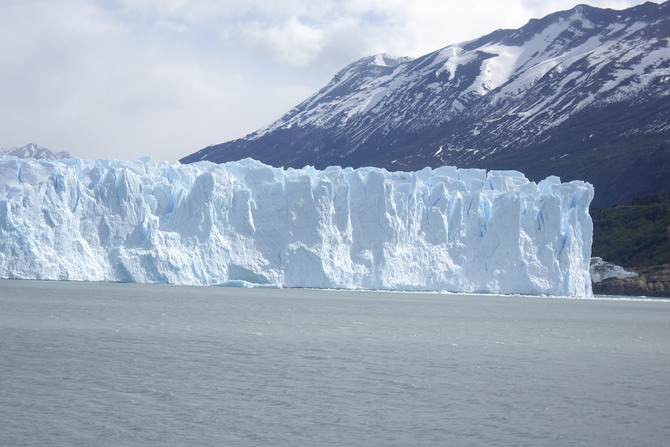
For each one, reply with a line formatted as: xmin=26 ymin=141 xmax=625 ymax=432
xmin=0 ymin=156 xmax=594 ymax=296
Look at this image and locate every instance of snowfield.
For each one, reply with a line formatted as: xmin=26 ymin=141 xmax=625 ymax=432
xmin=0 ymin=156 xmax=593 ymax=296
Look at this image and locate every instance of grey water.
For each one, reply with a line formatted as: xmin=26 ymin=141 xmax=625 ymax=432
xmin=1 ymin=280 xmax=669 ymax=447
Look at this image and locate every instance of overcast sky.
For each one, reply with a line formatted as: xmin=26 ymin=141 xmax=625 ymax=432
xmin=0 ymin=0 xmax=649 ymax=161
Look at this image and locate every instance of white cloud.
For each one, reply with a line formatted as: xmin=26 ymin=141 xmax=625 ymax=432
xmin=0 ymin=0 xmax=651 ymax=161
xmin=238 ymin=17 xmax=325 ymax=67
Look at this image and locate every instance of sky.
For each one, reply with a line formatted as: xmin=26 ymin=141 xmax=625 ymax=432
xmin=0 ymin=0 xmax=650 ymax=161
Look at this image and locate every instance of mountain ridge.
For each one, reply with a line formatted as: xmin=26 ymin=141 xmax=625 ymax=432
xmin=0 ymin=143 xmax=71 ymax=160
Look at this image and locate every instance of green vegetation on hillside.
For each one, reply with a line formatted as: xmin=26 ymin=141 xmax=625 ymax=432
xmin=591 ymin=192 xmax=670 ymax=267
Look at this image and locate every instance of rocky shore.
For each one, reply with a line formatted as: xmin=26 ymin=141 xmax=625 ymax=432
xmin=592 ymin=264 xmax=670 ymax=298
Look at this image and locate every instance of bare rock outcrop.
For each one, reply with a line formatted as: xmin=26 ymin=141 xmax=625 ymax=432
xmin=593 ymin=264 xmax=670 ymax=298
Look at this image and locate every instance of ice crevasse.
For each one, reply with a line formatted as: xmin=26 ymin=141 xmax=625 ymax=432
xmin=0 ymin=156 xmax=593 ymax=296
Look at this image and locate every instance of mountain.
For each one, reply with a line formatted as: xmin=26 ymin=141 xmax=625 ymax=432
xmin=0 ymin=143 xmax=70 ymax=160
xmin=181 ymin=2 xmax=670 ymax=208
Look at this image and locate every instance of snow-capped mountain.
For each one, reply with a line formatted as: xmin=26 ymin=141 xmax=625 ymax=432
xmin=181 ymin=2 xmax=670 ymax=207
xmin=1 ymin=143 xmax=70 ymax=160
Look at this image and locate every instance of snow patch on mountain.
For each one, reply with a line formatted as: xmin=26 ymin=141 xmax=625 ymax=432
xmin=437 ymin=47 xmax=474 ymax=81
xmin=467 ymin=45 xmax=524 ymax=95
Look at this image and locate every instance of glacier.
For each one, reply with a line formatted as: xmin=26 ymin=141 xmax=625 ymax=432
xmin=0 ymin=156 xmax=593 ymax=296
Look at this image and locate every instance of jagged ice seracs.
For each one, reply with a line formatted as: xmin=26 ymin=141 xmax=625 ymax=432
xmin=0 ymin=156 xmax=593 ymax=296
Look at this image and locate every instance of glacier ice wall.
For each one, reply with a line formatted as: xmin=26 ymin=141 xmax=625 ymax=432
xmin=0 ymin=156 xmax=593 ymax=296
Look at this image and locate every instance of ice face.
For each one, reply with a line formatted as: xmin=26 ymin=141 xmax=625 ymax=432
xmin=0 ymin=156 xmax=594 ymax=296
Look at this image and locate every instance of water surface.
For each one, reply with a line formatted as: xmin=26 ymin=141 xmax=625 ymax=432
xmin=1 ymin=280 xmax=669 ymax=446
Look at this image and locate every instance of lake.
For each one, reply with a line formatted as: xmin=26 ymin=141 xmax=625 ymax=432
xmin=1 ymin=279 xmax=669 ymax=446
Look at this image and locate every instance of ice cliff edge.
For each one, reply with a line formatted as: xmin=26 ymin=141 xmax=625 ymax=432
xmin=0 ymin=156 xmax=593 ymax=296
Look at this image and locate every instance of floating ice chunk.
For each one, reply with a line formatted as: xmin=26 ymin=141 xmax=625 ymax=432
xmin=590 ymin=257 xmax=637 ymax=283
